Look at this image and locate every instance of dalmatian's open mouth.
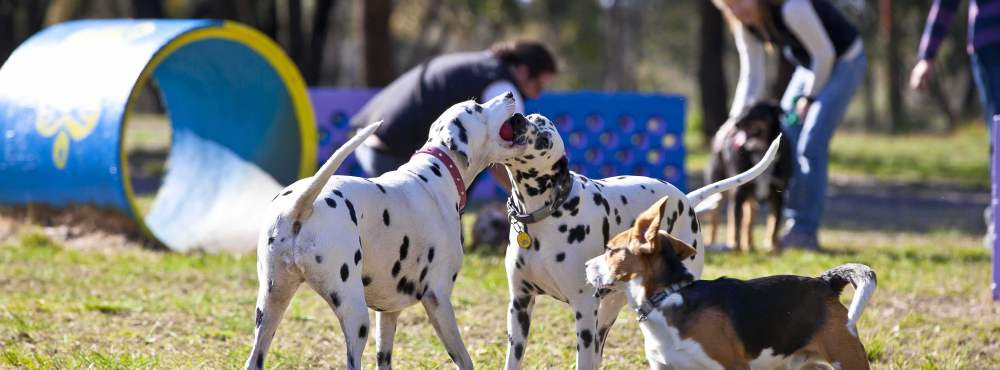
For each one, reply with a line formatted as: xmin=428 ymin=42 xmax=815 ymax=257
xmin=500 ymin=113 xmax=529 ymax=147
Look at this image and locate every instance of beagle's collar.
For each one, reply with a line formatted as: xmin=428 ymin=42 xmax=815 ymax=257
xmin=505 ymin=168 xmax=573 ymax=224
xmin=413 ymin=147 xmax=467 ymax=210
xmin=636 ymin=280 xmax=693 ymax=322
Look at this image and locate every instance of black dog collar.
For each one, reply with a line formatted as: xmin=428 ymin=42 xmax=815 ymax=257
xmin=506 ymin=170 xmax=573 ymax=224
xmin=636 ymin=280 xmax=693 ymax=322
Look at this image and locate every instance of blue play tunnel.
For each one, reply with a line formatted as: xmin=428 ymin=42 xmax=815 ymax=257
xmin=0 ymin=20 xmax=316 ymax=251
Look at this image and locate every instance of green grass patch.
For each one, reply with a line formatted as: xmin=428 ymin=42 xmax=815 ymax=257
xmin=686 ymin=124 xmax=990 ymax=189
xmin=1 ymin=226 xmax=997 ymax=369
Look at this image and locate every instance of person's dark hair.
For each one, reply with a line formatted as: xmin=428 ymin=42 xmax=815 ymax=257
xmin=490 ymin=40 xmax=558 ymax=78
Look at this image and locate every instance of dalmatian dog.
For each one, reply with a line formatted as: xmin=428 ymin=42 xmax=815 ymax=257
xmin=498 ymin=113 xmax=781 ymax=369
xmin=245 ymin=92 xmax=530 ymax=370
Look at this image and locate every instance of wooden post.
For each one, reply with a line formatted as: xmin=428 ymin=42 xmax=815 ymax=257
xmin=993 ymin=115 xmax=999 ymax=301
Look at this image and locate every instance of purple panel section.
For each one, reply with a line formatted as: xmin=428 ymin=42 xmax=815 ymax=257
xmin=309 ymin=88 xmax=379 ymax=175
xmin=993 ymin=115 xmax=999 ymax=301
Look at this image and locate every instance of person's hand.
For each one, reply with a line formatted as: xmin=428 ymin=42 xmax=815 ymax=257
xmin=795 ymin=96 xmax=811 ymax=118
xmin=910 ymin=59 xmax=933 ymax=91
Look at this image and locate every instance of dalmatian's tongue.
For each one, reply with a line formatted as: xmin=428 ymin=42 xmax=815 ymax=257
xmin=499 ymin=121 xmax=515 ymax=141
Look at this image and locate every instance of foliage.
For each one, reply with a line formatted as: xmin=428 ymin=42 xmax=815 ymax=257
xmin=0 ymin=0 xmax=980 ymax=132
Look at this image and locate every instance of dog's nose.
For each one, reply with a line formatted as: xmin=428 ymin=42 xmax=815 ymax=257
xmin=505 ymin=91 xmax=514 ymax=101
xmin=510 ymin=113 xmax=527 ymax=127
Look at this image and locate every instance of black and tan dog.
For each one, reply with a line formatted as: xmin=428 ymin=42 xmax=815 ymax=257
xmin=704 ymin=102 xmax=793 ymax=252
xmin=586 ymin=198 xmax=876 ymax=370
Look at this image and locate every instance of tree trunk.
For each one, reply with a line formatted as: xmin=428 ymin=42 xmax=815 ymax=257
xmin=602 ymin=1 xmax=636 ymax=91
xmin=697 ymin=0 xmax=728 ymax=144
xmin=0 ymin=0 xmax=17 ymax=65
xmin=131 ymin=0 xmax=163 ymax=18
xmin=362 ymin=0 xmax=394 ymax=87
xmin=402 ymin=0 xmax=444 ymax=67
xmin=880 ymin=0 xmax=902 ymax=132
xmin=303 ymin=0 xmax=335 ymax=85
xmin=285 ymin=0 xmax=305 ymax=70
xmin=863 ymin=69 xmax=877 ymax=132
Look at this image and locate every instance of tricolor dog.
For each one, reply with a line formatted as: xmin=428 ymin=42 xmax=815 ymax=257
xmin=704 ymin=102 xmax=792 ymax=252
xmin=497 ymin=113 xmax=782 ymax=369
xmin=585 ymin=199 xmax=876 ymax=369
xmin=245 ymin=93 xmax=530 ymax=370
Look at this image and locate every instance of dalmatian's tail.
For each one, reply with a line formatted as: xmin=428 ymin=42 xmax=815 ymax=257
xmin=820 ymin=263 xmax=877 ymax=336
xmin=290 ymin=121 xmax=382 ymax=226
xmin=685 ymin=134 xmax=781 ymax=208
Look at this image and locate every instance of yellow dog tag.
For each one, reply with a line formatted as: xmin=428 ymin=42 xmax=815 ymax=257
xmin=517 ymin=232 xmax=533 ymax=249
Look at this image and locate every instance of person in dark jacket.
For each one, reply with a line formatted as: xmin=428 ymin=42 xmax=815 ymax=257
xmin=714 ymin=0 xmax=867 ymax=250
xmin=351 ymin=40 xmax=557 ymax=181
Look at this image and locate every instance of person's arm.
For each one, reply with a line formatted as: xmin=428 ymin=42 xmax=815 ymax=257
xmin=912 ymin=0 xmax=961 ymax=90
xmin=782 ymin=0 xmax=837 ymax=98
xmin=481 ymin=80 xmax=522 ymax=193
xmin=730 ymin=25 xmax=768 ymax=118
xmin=482 ymin=80 xmax=525 ymax=114
xmin=918 ymin=0 xmax=961 ymax=61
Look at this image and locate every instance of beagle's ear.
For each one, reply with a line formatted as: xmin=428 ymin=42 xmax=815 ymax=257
xmin=658 ymin=230 xmax=697 ymax=261
xmin=629 ymin=197 xmax=670 ymax=252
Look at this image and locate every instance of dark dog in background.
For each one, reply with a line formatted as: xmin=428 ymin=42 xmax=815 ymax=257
xmin=704 ymin=102 xmax=792 ymax=252
xmin=469 ymin=201 xmax=509 ymax=251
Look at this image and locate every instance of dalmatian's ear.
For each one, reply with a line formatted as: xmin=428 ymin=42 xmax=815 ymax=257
xmin=438 ymin=117 xmax=471 ymax=167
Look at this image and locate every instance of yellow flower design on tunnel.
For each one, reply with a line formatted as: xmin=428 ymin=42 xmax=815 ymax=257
xmin=34 ymin=104 xmax=100 ymax=169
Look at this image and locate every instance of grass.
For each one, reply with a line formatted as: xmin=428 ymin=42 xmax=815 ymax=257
xmin=2 ymin=225 xmax=998 ymax=369
xmin=686 ymin=123 xmax=991 ymax=189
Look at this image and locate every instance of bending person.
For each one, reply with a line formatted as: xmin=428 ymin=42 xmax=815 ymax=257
xmin=713 ymin=0 xmax=867 ymax=250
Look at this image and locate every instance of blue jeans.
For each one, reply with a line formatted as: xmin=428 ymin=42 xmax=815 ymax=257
xmin=971 ymin=45 xmax=1000 ymax=133
xmin=780 ymin=52 xmax=867 ymax=236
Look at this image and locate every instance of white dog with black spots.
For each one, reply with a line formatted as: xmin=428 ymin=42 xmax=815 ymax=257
xmin=245 ymin=92 xmax=533 ymax=370
xmin=498 ymin=113 xmax=781 ymax=369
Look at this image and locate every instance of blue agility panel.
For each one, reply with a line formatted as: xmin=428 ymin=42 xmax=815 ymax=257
xmin=309 ymin=88 xmax=377 ymax=176
xmin=0 ymin=20 xmax=315 ymax=251
xmin=308 ymin=89 xmax=686 ymax=204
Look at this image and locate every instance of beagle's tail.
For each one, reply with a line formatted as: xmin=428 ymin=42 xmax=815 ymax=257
xmin=820 ymin=263 xmax=877 ymax=336
xmin=289 ymin=121 xmax=382 ymax=228
xmin=685 ymin=134 xmax=782 ymax=207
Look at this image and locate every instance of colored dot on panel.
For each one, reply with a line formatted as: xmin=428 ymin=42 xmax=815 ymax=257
xmin=600 ymin=165 xmax=614 ymax=177
xmin=556 ymin=113 xmax=573 ymax=131
xmin=647 ymin=151 xmax=660 ymax=165
xmin=618 ymin=115 xmax=635 ymax=131
xmin=631 ymin=133 xmax=647 ymax=147
xmin=663 ymin=165 xmax=677 ymax=179
xmin=569 ymin=132 xmax=587 ymax=148
xmin=599 ymin=132 xmax=617 ymax=147
xmin=586 ymin=114 xmax=604 ymax=132
xmin=661 ymin=134 xmax=677 ymax=149
xmin=614 ymin=149 xmax=632 ymax=163
xmin=647 ymin=116 xmax=664 ymax=133
xmin=331 ymin=112 xmax=349 ymax=128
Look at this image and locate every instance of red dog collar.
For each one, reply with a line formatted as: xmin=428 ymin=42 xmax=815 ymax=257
xmin=413 ymin=147 xmax=467 ymax=210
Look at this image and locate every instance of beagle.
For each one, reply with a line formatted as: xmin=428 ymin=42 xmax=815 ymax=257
xmin=585 ymin=198 xmax=876 ymax=370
